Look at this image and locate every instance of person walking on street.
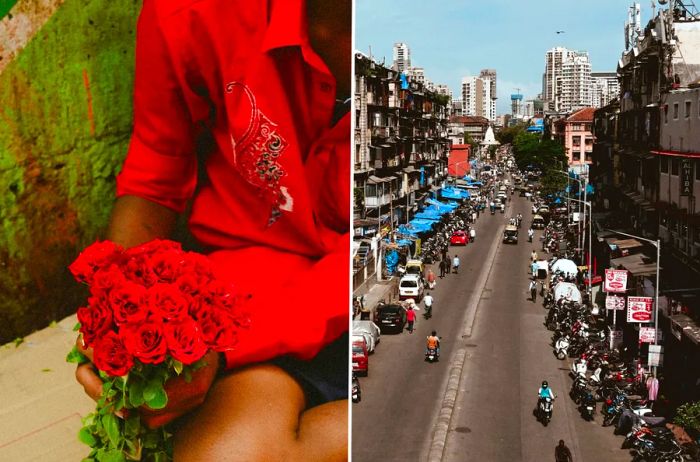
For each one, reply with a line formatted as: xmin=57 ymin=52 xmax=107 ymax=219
xmin=529 ymin=279 xmax=538 ymax=302
xmin=445 ymin=255 xmax=452 ymax=274
xmin=405 ymin=304 xmax=416 ymax=333
xmin=531 ymin=259 xmax=538 ymax=278
xmin=452 ymin=255 xmax=460 ymax=274
xmin=531 ymin=249 xmax=538 ymax=263
xmin=439 ymin=259 xmax=446 ymax=278
xmin=555 ymin=440 xmax=573 ymax=462
xmin=424 ymin=292 xmax=434 ymax=318
xmin=426 ymin=268 xmax=436 ymax=289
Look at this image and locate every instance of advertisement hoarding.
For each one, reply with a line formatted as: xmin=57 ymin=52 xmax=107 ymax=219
xmin=627 ymin=296 xmax=653 ymax=323
xmin=604 ymin=269 xmax=628 ymax=293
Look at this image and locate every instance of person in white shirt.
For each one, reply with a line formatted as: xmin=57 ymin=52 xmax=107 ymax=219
xmin=423 ymin=292 xmax=434 ymax=316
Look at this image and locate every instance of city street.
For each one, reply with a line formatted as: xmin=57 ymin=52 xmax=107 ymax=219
xmin=352 ymin=193 xmax=629 ymax=462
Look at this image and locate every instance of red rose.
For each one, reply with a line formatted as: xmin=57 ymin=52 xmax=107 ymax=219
xmin=90 ymin=264 xmax=126 ymax=295
xmin=92 ymin=331 xmax=134 ymax=376
xmin=201 ymin=280 xmax=238 ymax=312
xmin=165 ymin=317 xmax=208 ymax=365
xmin=110 ymin=281 xmax=149 ymax=325
xmin=150 ymin=251 xmax=186 ymax=283
xmin=181 ymin=252 xmax=214 ymax=279
xmin=77 ymin=301 xmax=114 ymax=348
xmin=121 ymin=321 xmax=168 ymax=364
xmin=197 ymin=308 xmax=239 ymax=352
xmin=121 ymin=254 xmax=158 ymax=287
xmin=148 ymin=283 xmax=189 ymax=321
xmin=69 ymin=241 xmax=123 ymax=284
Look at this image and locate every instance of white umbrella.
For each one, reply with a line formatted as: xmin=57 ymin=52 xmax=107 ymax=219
xmin=550 ymin=258 xmax=578 ymax=275
xmin=553 ymin=282 xmax=582 ymax=302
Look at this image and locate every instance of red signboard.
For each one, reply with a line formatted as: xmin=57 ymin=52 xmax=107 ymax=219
xmin=604 ymin=269 xmax=628 ymax=293
xmin=639 ymin=327 xmax=657 ymax=343
xmin=627 ymin=296 xmax=653 ymax=323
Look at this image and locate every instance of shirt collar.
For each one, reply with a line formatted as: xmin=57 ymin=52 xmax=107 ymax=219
xmin=262 ymin=0 xmax=308 ymax=52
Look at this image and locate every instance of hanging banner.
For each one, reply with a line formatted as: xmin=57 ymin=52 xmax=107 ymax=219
xmin=605 ymin=294 xmax=626 ymax=310
xmin=604 ymin=269 xmax=628 ymax=293
xmin=639 ymin=327 xmax=657 ymax=343
xmin=627 ymin=296 xmax=654 ymax=323
xmin=680 ymin=159 xmax=693 ymax=197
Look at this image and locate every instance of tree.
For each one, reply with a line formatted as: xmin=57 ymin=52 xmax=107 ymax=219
xmin=496 ymin=124 xmax=526 ymax=145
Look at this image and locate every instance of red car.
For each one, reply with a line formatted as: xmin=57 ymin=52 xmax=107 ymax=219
xmin=450 ymin=230 xmax=469 ymax=245
xmin=352 ymin=338 xmax=369 ymax=376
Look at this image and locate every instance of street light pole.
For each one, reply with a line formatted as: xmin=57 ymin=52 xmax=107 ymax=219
xmin=568 ymin=197 xmax=592 ymax=295
xmin=603 ymin=228 xmax=661 ymax=374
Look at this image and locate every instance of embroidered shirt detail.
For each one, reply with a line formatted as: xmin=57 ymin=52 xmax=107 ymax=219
xmin=225 ymin=81 xmax=291 ymax=225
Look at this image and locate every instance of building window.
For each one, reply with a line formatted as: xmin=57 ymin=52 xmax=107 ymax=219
xmin=573 ymin=150 xmax=581 ymax=161
xmin=671 ymin=158 xmax=679 ymax=175
xmin=660 ymin=157 xmax=668 ymax=173
xmin=673 ymin=103 xmax=679 ymax=120
xmin=685 ymin=101 xmax=692 ymax=119
xmin=572 ymin=135 xmax=581 ymax=147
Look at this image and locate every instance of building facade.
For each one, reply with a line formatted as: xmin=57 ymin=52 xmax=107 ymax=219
xmin=555 ymin=107 xmax=595 ymax=168
xmin=544 ymin=47 xmax=593 ymax=112
xmin=392 ymin=42 xmax=411 ymax=73
xmin=354 ymin=53 xmax=450 ymax=288
xmin=461 ymin=75 xmax=496 ymax=121
xmin=591 ymin=71 xmax=620 ymax=108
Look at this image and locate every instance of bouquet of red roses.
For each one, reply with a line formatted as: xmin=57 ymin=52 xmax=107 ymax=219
xmin=66 ymin=239 xmax=248 ymax=462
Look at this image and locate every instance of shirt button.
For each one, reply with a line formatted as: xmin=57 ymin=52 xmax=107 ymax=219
xmin=320 ymin=82 xmax=332 ymax=92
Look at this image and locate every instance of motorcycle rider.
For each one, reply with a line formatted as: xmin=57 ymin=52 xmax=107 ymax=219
xmin=469 ymin=227 xmax=476 ymax=242
xmin=452 ymin=255 xmax=460 ymax=274
xmin=527 ymin=227 xmax=534 ymax=242
xmin=538 ymin=380 xmax=555 ymax=402
xmin=426 ymin=330 xmax=440 ymax=358
xmin=423 ymin=292 xmax=434 ymax=317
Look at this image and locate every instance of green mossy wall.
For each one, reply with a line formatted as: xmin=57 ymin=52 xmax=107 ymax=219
xmin=0 ymin=0 xmax=142 ymax=342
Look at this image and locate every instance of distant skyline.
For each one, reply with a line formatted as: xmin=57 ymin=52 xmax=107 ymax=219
xmin=355 ymin=0 xmax=654 ymax=114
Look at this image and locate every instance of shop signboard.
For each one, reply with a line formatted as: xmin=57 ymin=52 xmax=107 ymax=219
xmin=648 ymin=345 xmax=663 ymax=367
xmin=609 ymin=330 xmax=623 ymax=350
xmin=605 ymin=294 xmax=626 ymax=310
xmin=627 ymin=296 xmax=653 ymax=323
xmin=604 ymin=269 xmax=628 ymax=293
xmin=639 ymin=327 xmax=657 ymax=343
xmin=680 ymin=159 xmax=693 ymax=197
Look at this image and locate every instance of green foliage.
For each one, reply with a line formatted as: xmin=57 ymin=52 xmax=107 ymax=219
xmin=66 ymin=345 xmax=89 ymax=364
xmin=496 ymin=124 xmax=526 ymax=145
xmin=674 ymin=401 xmax=700 ymax=433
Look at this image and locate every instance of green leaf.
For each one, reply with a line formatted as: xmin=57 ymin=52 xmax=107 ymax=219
xmin=128 ymin=380 xmax=146 ymax=408
xmin=145 ymin=386 xmax=168 ymax=410
xmin=101 ymin=414 xmax=121 ymax=448
xmin=49 ymin=320 xmax=58 ymax=328
xmin=41 ymin=368 xmax=52 ymax=372
xmin=97 ymin=449 xmax=126 ymax=462
xmin=78 ymin=427 xmax=97 ymax=447
xmin=74 ymin=322 xmax=82 ymax=332
xmin=172 ymin=360 xmax=183 ymax=375
xmin=13 ymin=337 xmax=24 ymax=347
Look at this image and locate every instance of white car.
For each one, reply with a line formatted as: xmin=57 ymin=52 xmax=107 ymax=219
xmin=353 ymin=320 xmax=381 ymax=353
xmin=399 ymin=274 xmax=424 ymax=301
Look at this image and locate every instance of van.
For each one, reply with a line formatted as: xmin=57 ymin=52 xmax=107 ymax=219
xmin=399 ymin=274 xmax=424 ymax=301
xmin=404 ymin=259 xmax=424 ymax=277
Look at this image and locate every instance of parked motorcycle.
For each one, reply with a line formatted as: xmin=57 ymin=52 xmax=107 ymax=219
xmin=554 ymin=335 xmax=570 ymax=360
xmin=579 ymin=391 xmax=596 ymax=421
xmin=352 ymin=373 xmax=361 ymax=403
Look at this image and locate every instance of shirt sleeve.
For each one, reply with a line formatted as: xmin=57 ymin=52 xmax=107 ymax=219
xmin=116 ymin=0 xmax=197 ymax=213
xmin=221 ymin=233 xmax=350 ymax=368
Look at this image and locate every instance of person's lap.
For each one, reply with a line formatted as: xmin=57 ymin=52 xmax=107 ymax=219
xmin=173 ymin=364 xmax=348 ymax=461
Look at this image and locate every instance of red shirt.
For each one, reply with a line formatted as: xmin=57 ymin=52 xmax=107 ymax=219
xmin=406 ymin=309 xmax=416 ymax=322
xmin=116 ymin=0 xmax=349 ymax=368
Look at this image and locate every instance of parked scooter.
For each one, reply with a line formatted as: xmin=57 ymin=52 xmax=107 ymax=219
xmin=554 ymin=335 xmax=570 ymax=360
xmin=352 ymin=373 xmax=361 ymax=403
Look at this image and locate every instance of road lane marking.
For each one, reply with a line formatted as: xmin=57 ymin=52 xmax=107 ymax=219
xmin=426 ymin=220 xmax=505 ymax=462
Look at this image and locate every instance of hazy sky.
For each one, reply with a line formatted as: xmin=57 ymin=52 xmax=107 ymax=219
xmin=355 ymin=0 xmax=654 ymax=114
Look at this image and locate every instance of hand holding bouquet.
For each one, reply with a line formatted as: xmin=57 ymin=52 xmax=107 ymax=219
xmin=67 ymin=239 xmax=248 ymax=461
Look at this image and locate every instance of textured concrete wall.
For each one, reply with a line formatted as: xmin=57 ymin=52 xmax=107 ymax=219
xmin=0 ymin=0 xmax=141 ymax=342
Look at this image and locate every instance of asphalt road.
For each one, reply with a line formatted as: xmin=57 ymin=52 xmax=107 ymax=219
xmin=352 ymin=191 xmax=630 ymax=462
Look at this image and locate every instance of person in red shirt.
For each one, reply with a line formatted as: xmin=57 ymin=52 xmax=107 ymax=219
xmin=405 ymin=303 xmax=417 ymax=333
xmin=75 ymin=0 xmax=350 ymax=459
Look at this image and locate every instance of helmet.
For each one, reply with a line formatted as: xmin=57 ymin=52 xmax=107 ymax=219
xmin=541 ymin=380 xmax=548 ymax=388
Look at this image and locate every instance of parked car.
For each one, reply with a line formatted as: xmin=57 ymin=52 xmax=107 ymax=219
xmin=352 ymin=338 xmax=369 ymax=376
xmin=503 ymin=225 xmax=518 ymax=244
xmin=375 ymin=303 xmax=407 ymax=334
xmin=399 ymin=274 xmax=424 ymax=301
xmin=353 ymin=320 xmax=381 ymax=353
xmin=450 ymin=230 xmax=468 ymax=245
xmin=531 ymin=214 xmax=546 ymax=229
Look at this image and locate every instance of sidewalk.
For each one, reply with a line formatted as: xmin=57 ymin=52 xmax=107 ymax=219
xmin=0 ymin=314 xmax=93 ymax=461
xmin=353 ymin=276 xmax=398 ymax=321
